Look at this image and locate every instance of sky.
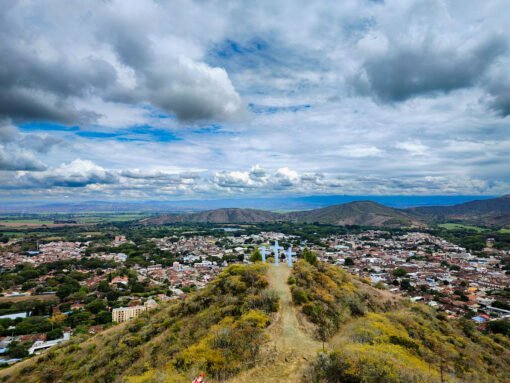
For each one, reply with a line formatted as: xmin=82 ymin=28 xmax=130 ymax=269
xmin=1 ymin=0 xmax=509 ymax=202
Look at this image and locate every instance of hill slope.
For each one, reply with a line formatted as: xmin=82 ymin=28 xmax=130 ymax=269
xmin=288 ymin=200 xmax=420 ymax=227
xmin=0 ymin=264 xmax=278 ymax=383
xmin=141 ymin=208 xmax=283 ymax=225
xmin=407 ymin=195 xmax=510 ymax=226
xmin=142 ymin=202 xmax=422 ymax=227
xmin=3 ymin=262 xmax=510 ymax=383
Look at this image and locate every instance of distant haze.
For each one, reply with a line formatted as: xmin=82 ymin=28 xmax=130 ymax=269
xmin=0 ymin=195 xmax=496 ymax=213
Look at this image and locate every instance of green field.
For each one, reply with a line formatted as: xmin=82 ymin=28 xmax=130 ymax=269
xmin=499 ymin=228 xmax=510 ymax=234
xmin=437 ymin=223 xmax=488 ymax=232
xmin=0 ymin=213 xmax=148 ymax=227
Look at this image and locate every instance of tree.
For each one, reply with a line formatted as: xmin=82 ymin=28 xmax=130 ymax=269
xmin=488 ymin=320 xmax=510 ymax=336
xmin=344 ymin=257 xmax=354 ymax=266
xmin=400 ymin=279 xmax=411 ymax=291
xmin=50 ymin=313 xmax=66 ymax=326
xmin=249 ymin=248 xmax=262 ymax=263
xmin=302 ymin=248 xmax=318 ymax=266
xmin=95 ymin=310 xmax=112 ymax=325
xmin=312 ymin=305 xmax=334 ymax=352
xmin=8 ymin=341 xmax=29 ymax=358
xmin=56 ymin=279 xmax=80 ymax=300
xmin=14 ymin=316 xmax=52 ymax=335
xmin=393 ymin=268 xmax=407 ymax=277
xmin=85 ymin=299 xmax=107 ymax=314
xmin=97 ymin=280 xmax=111 ymax=293
xmin=46 ymin=328 xmax=63 ymax=340
xmin=66 ymin=311 xmax=92 ymax=328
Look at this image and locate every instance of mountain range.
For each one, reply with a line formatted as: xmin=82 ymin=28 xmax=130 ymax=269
xmin=141 ymin=195 xmax=510 ymax=228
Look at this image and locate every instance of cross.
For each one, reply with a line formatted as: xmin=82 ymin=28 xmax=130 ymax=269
xmin=271 ymin=240 xmax=283 ymax=266
xmin=286 ymin=246 xmax=296 ymax=267
xmin=259 ymin=246 xmax=267 ymax=263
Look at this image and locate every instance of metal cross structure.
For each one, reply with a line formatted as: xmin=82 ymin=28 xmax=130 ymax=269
xmin=286 ymin=246 xmax=296 ymax=267
xmin=259 ymin=246 xmax=267 ymax=263
xmin=271 ymin=240 xmax=283 ymax=266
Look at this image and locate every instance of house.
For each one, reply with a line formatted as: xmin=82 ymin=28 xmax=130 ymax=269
xmin=110 ymin=276 xmax=129 ymax=286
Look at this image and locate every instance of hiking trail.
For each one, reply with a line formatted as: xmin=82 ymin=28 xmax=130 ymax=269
xmin=225 ymin=264 xmax=321 ymax=383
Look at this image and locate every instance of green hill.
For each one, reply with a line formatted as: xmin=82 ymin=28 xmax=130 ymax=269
xmin=140 ymin=208 xmax=283 ymax=225
xmin=0 ymin=264 xmax=278 ymax=383
xmin=291 ymin=260 xmax=510 ymax=383
xmin=407 ymin=195 xmax=510 ymax=227
xmin=288 ymin=201 xmax=421 ymax=227
xmin=3 ymin=261 xmax=510 ymax=383
xmin=142 ymin=201 xmax=423 ymax=228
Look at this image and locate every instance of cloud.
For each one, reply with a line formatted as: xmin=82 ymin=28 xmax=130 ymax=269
xmin=395 ymin=141 xmax=428 ymax=156
xmin=22 ymin=159 xmax=117 ymax=188
xmin=145 ymin=57 xmax=242 ymax=121
xmin=0 ymin=1 xmax=242 ymax=124
xmin=213 ymin=166 xmax=302 ymax=190
xmin=1 ymin=1 xmax=510 ymax=200
xmin=351 ymin=30 xmax=507 ymax=103
xmin=0 ymin=122 xmax=52 ymax=171
xmin=0 ymin=145 xmax=46 ymax=171
xmin=484 ymin=59 xmax=510 ymax=117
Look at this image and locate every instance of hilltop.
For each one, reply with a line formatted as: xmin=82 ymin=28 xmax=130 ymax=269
xmin=142 ymin=201 xmax=421 ymax=228
xmin=3 ymin=261 xmax=510 ymax=383
xmin=141 ymin=208 xmax=282 ymax=225
xmin=141 ymin=196 xmax=510 ymax=228
xmin=407 ymin=195 xmax=510 ymax=226
xmin=288 ymin=200 xmax=420 ymax=227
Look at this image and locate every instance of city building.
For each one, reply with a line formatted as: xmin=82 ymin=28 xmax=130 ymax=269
xmin=112 ymin=300 xmax=157 ymax=323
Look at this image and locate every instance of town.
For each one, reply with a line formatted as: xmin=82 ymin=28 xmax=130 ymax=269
xmin=0 ymin=222 xmax=509 ymax=366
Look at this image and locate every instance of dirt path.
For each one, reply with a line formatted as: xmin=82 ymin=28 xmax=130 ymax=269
xmin=225 ymin=264 xmax=321 ymax=383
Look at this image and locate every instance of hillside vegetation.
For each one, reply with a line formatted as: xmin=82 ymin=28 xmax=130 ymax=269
xmin=289 ymin=259 xmax=401 ymax=342
xmin=3 ymin=261 xmax=510 ymax=383
xmin=291 ymin=260 xmax=510 ymax=383
xmin=0 ymin=264 xmax=278 ymax=383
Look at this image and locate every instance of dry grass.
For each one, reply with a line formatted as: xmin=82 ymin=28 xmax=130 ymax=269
xmin=224 ymin=264 xmax=321 ymax=383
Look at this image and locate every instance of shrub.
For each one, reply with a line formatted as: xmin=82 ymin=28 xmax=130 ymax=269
xmin=291 ymin=287 xmax=308 ymax=305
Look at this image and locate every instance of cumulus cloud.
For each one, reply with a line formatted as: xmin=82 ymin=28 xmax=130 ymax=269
xmin=0 ymin=122 xmax=54 ymax=171
xmin=352 ymin=33 xmax=507 ymax=102
xmin=0 ymin=1 xmax=242 ymax=124
xmin=0 ymin=145 xmax=46 ymax=171
xmin=2 ymin=161 xmax=508 ymax=198
xmin=21 ymin=159 xmax=118 ymax=188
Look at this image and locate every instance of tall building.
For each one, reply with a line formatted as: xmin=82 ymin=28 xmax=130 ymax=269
xmin=112 ymin=299 xmax=157 ymax=323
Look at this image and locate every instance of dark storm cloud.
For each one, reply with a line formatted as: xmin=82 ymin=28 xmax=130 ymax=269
xmin=352 ymin=34 xmax=507 ymax=102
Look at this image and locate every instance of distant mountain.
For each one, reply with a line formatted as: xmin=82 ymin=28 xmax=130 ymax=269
xmin=0 ymin=196 xmax=495 ymax=213
xmin=141 ymin=208 xmax=283 ymax=225
xmin=142 ymin=202 xmax=421 ymax=227
xmin=288 ymin=201 xmax=420 ymax=227
xmin=407 ymin=195 xmax=510 ymax=226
